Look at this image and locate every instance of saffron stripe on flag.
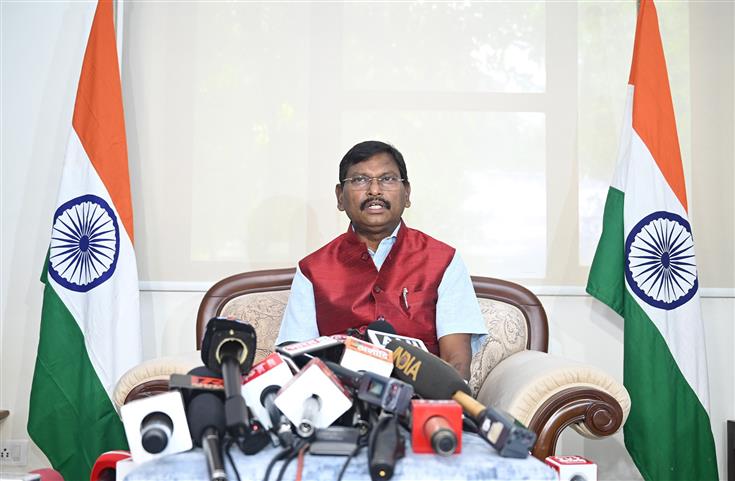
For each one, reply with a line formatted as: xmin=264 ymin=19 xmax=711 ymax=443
xmin=630 ymin=0 xmax=687 ymax=211
xmin=72 ymin=0 xmax=134 ymax=241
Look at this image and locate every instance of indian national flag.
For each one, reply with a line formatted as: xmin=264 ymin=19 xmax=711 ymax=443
xmin=28 ymin=1 xmax=142 ymax=480
xmin=586 ymin=0 xmax=717 ymax=480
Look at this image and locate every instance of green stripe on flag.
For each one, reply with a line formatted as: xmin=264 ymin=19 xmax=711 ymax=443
xmin=586 ymin=186 xmax=626 ymax=315
xmin=623 ymin=289 xmax=718 ymax=481
xmin=28 ymin=277 xmax=127 ymax=481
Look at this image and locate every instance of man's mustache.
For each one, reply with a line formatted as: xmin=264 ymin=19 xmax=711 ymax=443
xmin=361 ymin=197 xmax=391 ymax=210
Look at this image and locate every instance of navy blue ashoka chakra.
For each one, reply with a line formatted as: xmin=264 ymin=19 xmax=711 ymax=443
xmin=48 ymin=194 xmax=120 ymax=292
xmin=624 ymin=211 xmax=698 ymax=310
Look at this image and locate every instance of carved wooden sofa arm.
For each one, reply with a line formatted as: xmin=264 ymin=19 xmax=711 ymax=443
xmin=474 ymin=350 xmax=631 ymax=460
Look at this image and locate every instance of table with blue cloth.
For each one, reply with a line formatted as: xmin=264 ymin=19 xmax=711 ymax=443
xmin=124 ymin=432 xmax=557 ymax=481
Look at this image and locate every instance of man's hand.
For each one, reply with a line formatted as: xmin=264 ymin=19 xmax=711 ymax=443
xmin=438 ymin=333 xmax=472 ymax=381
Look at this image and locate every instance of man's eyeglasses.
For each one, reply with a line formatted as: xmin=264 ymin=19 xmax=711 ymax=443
xmin=341 ymin=175 xmax=405 ymax=190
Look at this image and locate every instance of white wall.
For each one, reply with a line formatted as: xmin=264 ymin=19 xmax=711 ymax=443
xmin=1 ymin=0 xmax=96 ymax=474
xmin=1 ymin=2 xmax=733 ymax=480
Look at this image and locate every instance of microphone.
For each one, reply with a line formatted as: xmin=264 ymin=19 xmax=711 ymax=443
xmin=276 ymin=335 xmax=345 ymax=366
xmin=368 ymin=413 xmax=405 ymax=481
xmin=423 ymin=416 xmax=456 ymax=456
xmin=346 ymin=319 xmax=396 ymax=341
xmin=259 ymin=385 xmax=294 ymax=446
xmin=339 ymin=336 xmax=394 ymax=377
xmin=298 ymin=394 xmax=321 ymax=438
xmin=200 ymin=317 xmax=270 ymax=454
xmin=187 ymin=393 xmax=228 ymax=481
xmin=325 ymin=361 xmax=414 ymax=415
xmin=365 ymin=320 xmax=429 ymax=352
xmin=365 ymin=319 xmax=396 ymax=336
xmin=241 ymin=352 xmax=294 ymax=431
xmin=120 ymin=391 xmax=192 ymax=463
xmin=278 ymin=332 xmax=394 ymax=377
xmin=387 ymin=340 xmax=537 ymax=458
xmin=200 ymin=317 xmax=256 ymax=391
xmin=273 ymin=357 xmax=353 ymax=437
xmin=410 ymin=400 xmax=462 ymax=456
xmin=342 ymin=320 xmax=399 ymax=378
xmin=167 ymin=366 xmax=226 ymax=408
xmin=140 ymin=412 xmax=173 ymax=454
xmin=277 ymin=336 xmax=413 ymax=415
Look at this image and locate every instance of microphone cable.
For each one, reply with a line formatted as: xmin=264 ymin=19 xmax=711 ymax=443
xmin=262 ymin=446 xmax=292 ymax=481
xmin=223 ymin=437 xmax=242 ymax=481
xmin=336 ymin=433 xmax=368 ymax=481
xmin=275 ymin=439 xmax=309 ymax=481
xmin=294 ymin=443 xmax=308 ymax=481
xmin=262 ymin=438 xmax=309 ymax=481
xmin=462 ymin=413 xmax=480 ymax=434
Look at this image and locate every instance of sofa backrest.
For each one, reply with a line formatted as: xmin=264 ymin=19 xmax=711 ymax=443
xmin=195 ymin=268 xmax=548 ymax=393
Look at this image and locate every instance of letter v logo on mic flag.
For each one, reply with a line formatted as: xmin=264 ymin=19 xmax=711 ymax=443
xmin=586 ymin=1 xmax=717 ymax=480
xmin=28 ymin=2 xmax=142 ymax=480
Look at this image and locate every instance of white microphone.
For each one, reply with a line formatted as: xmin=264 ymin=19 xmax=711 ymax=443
xmin=277 ymin=330 xmax=394 ymax=377
xmin=120 ymin=391 xmax=192 ymax=463
xmin=276 ymin=336 xmax=344 ymax=361
xmin=240 ymin=352 xmax=293 ymax=430
xmin=338 ymin=336 xmax=394 ymax=378
xmin=273 ymin=357 xmax=353 ymax=437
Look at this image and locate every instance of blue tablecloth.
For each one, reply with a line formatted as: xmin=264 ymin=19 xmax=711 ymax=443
xmin=125 ymin=432 xmax=556 ymax=481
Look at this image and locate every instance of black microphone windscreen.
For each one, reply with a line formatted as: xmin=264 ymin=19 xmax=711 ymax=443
xmin=187 ymin=393 xmax=226 ymax=446
xmin=200 ymin=317 xmax=257 ymax=373
xmin=187 ymin=365 xmax=221 ymax=378
xmin=366 ymin=320 xmax=396 ymax=335
xmin=386 ymin=340 xmax=470 ymax=399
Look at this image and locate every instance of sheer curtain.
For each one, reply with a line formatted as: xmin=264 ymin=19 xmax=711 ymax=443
xmin=121 ymin=1 xmax=733 ymax=289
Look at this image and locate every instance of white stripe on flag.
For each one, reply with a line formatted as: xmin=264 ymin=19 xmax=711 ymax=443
xmin=47 ymin=129 xmax=141 ymax=396
xmin=623 ymin=120 xmax=710 ymax=412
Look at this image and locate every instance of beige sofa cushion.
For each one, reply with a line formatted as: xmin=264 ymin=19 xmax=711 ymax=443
xmin=220 ymin=290 xmax=290 ymax=364
xmin=475 ymin=350 xmax=631 ymax=436
xmin=469 ymin=298 xmax=528 ymax=395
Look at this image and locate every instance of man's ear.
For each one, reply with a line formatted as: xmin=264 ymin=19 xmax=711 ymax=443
xmin=335 ymin=183 xmax=345 ymax=211
xmin=404 ymin=182 xmax=411 ymax=208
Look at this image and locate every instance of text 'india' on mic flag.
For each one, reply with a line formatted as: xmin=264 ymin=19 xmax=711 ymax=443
xmin=28 ymin=1 xmax=142 ymax=480
xmin=586 ymin=0 xmax=717 ymax=480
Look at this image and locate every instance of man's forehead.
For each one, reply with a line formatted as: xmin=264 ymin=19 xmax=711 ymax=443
xmin=346 ymin=153 xmax=401 ymax=174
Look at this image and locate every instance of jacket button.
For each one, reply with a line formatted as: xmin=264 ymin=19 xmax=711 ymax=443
xmin=373 ymin=286 xmax=382 ymax=293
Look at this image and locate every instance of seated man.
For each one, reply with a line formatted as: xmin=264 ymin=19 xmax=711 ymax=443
xmin=276 ymin=140 xmax=486 ymax=379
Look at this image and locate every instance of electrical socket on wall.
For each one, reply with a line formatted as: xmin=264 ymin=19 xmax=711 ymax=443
xmin=0 ymin=440 xmax=29 ymax=466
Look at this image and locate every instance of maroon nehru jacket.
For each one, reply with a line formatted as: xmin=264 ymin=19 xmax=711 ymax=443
xmin=299 ymin=222 xmax=455 ymax=355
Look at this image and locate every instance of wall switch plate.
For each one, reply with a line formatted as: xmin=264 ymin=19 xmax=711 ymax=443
xmin=0 ymin=440 xmax=29 ymax=466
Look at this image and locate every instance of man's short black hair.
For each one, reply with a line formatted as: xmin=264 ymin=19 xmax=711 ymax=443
xmin=339 ymin=140 xmax=408 ymax=185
